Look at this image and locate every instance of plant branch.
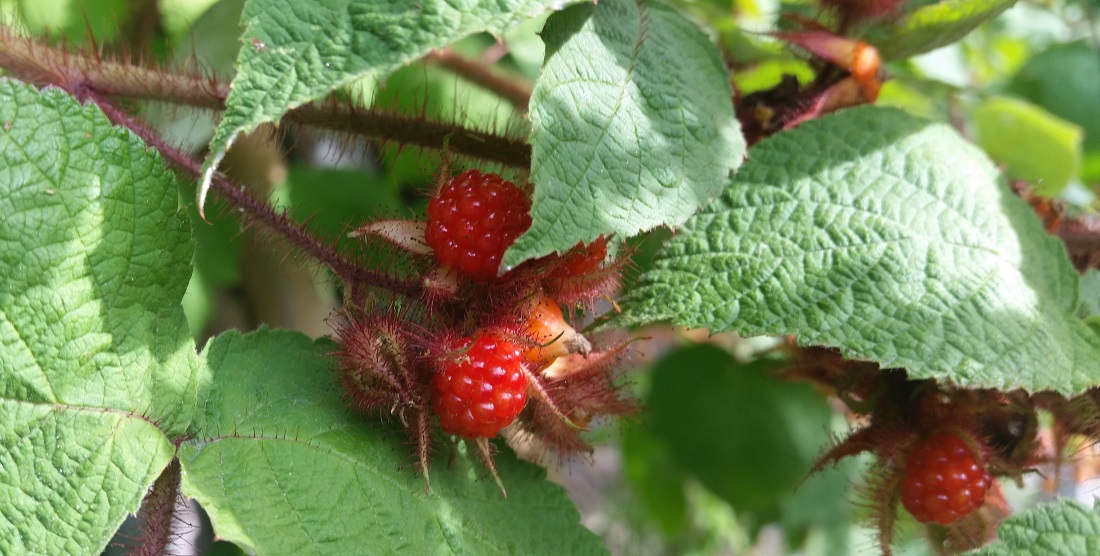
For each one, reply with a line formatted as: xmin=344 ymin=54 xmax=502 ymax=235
xmin=0 ymin=25 xmax=227 ymax=107
xmin=83 ymin=90 xmax=422 ymax=297
xmin=297 ymin=98 xmax=531 ymax=168
xmin=425 ymin=48 xmax=532 ymax=111
xmin=0 ymin=27 xmax=531 ymax=168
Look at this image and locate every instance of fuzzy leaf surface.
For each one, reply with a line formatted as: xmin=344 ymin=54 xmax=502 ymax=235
xmin=180 ymin=329 xmax=605 ymax=556
xmin=970 ymin=499 xmax=1100 ymax=555
xmin=202 ymin=0 xmax=570 ymax=206
xmin=506 ymin=0 xmax=744 ymax=266
xmin=618 ymin=106 xmax=1100 ymax=394
xmin=867 ymin=0 xmax=1017 ymax=60
xmin=0 ymin=79 xmax=198 ymax=554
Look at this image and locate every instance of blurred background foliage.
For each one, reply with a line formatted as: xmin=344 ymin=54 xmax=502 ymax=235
xmin=1 ymin=0 xmax=1097 ymax=554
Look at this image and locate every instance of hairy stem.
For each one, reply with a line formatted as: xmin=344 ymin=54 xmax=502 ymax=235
xmin=0 ymin=26 xmax=227 ymax=107
xmin=0 ymin=27 xmax=531 ymax=167
xmin=300 ymin=98 xmax=531 ymax=168
xmin=426 ymin=48 xmax=532 ymax=110
xmin=84 ymin=90 xmax=422 ymax=297
xmin=134 ymin=459 xmax=181 ymax=556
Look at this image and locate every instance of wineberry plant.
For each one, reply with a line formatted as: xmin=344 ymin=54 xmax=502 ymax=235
xmin=2 ymin=0 xmax=1100 ymax=554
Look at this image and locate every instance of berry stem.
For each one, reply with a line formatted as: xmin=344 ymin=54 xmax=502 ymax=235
xmin=84 ymin=91 xmax=422 ymax=297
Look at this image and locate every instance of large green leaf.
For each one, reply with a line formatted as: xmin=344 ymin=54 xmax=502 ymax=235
xmin=201 ymin=0 xmax=573 ymax=211
xmin=0 ymin=79 xmax=197 ymax=554
xmin=618 ymin=106 xmax=1100 ymax=394
xmin=867 ymin=0 xmax=1017 ymax=60
xmin=646 ymin=345 xmax=832 ymax=512
xmin=969 ymin=499 xmax=1100 ymax=555
xmin=506 ymin=0 xmax=744 ymax=265
xmin=180 ymin=329 xmax=605 ymax=556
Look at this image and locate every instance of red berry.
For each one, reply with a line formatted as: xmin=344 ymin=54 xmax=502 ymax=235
xmin=431 ymin=333 xmax=529 ymax=438
xmin=901 ymin=431 xmax=993 ymax=525
xmin=550 ymin=237 xmax=608 ymax=278
xmin=425 ymin=170 xmax=532 ymax=282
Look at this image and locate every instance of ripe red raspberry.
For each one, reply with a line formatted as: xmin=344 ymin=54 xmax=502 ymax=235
xmin=431 ymin=333 xmax=528 ymax=438
xmin=901 ymin=431 xmax=993 ymax=525
xmin=425 ymin=170 xmax=532 ymax=282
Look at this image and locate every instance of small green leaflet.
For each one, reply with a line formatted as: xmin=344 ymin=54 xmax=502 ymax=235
xmin=507 ymin=0 xmax=744 ymax=266
xmin=970 ymin=499 xmax=1100 ymax=555
xmin=973 ymin=96 xmax=1082 ymax=196
xmin=0 ymin=79 xmax=198 ymax=554
xmin=867 ymin=0 xmax=1017 ymax=60
xmin=618 ymin=106 xmax=1100 ymax=394
xmin=199 ymin=0 xmax=578 ymax=216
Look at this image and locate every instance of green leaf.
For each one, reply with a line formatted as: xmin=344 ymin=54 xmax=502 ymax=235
xmin=202 ymin=0 xmax=572 ymax=209
xmin=867 ymin=0 xmax=1017 ymax=60
xmin=646 ymin=345 xmax=831 ymax=511
xmin=0 ymin=79 xmax=198 ymax=553
xmin=618 ymin=106 xmax=1100 ymax=394
xmin=507 ymin=0 xmax=744 ymax=266
xmin=0 ymin=405 xmax=174 ymax=555
xmin=973 ymin=96 xmax=1083 ymax=196
xmin=969 ymin=499 xmax=1100 ymax=555
xmin=180 ymin=329 xmax=605 ymax=556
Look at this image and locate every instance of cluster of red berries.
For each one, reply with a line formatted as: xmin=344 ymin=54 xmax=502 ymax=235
xmin=422 ymin=170 xmax=611 ymax=439
xmin=338 ymin=169 xmax=631 ymax=490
